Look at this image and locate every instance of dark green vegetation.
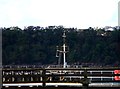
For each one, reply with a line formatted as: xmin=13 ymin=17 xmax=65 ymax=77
xmin=2 ymin=26 xmax=120 ymax=66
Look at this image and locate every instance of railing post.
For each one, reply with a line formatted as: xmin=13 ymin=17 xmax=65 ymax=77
xmin=82 ymin=69 xmax=90 ymax=89
xmin=42 ymin=69 xmax=46 ymax=87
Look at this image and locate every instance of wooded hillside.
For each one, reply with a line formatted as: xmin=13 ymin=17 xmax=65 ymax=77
xmin=2 ymin=26 xmax=120 ymax=66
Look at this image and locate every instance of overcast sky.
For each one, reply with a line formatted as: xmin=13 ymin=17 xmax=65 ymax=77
xmin=0 ymin=0 xmax=119 ymax=29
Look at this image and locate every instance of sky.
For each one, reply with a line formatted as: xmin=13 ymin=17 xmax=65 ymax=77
xmin=0 ymin=0 xmax=119 ymax=29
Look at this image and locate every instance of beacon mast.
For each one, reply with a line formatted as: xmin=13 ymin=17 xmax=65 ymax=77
xmin=56 ymin=30 xmax=69 ymax=68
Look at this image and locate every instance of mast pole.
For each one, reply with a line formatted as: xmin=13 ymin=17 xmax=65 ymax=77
xmin=62 ymin=31 xmax=67 ymax=68
xmin=56 ymin=30 xmax=68 ymax=68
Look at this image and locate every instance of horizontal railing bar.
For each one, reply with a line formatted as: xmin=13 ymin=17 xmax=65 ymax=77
xmin=2 ymin=67 xmax=120 ymax=71
xmin=3 ymin=74 xmax=120 ymax=77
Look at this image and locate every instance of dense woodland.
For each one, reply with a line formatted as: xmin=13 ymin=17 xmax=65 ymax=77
xmin=2 ymin=26 xmax=120 ymax=66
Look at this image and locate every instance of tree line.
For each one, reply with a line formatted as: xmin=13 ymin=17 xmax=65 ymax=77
xmin=2 ymin=26 xmax=120 ymax=66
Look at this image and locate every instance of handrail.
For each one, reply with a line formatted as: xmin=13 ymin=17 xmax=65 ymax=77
xmin=2 ymin=67 xmax=120 ymax=88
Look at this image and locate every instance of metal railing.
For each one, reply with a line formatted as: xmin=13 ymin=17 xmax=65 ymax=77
xmin=2 ymin=67 xmax=120 ymax=88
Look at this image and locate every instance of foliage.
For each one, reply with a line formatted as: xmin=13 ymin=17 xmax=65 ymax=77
xmin=2 ymin=26 xmax=120 ymax=66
